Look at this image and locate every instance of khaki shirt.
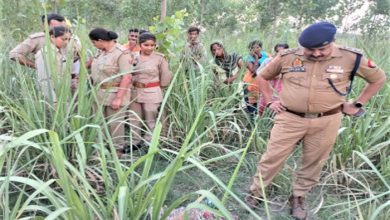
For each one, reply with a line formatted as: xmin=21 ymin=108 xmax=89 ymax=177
xmin=9 ymin=32 xmax=82 ymax=67
xmin=261 ymin=45 xmax=386 ymax=113
xmin=131 ymin=52 xmax=172 ymax=103
xmin=35 ymin=44 xmax=66 ymax=103
xmin=9 ymin=32 xmax=46 ymax=60
xmin=91 ymin=43 xmax=133 ymax=106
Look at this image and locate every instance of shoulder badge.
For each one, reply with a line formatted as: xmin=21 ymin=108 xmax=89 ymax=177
xmin=288 ymin=57 xmax=306 ymax=72
xmin=292 ymin=57 xmax=303 ymax=67
xmin=338 ymin=45 xmax=363 ymax=55
xmin=29 ymin=32 xmax=45 ymax=39
xmin=280 ymin=48 xmax=299 ymax=57
xmin=367 ymin=59 xmax=377 ymax=68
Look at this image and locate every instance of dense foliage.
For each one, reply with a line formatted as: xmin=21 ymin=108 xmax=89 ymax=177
xmin=0 ymin=1 xmax=389 ymax=219
xmin=1 ymin=0 xmax=390 ymax=39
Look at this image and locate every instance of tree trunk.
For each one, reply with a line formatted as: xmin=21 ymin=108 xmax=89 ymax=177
xmin=267 ymin=5 xmax=277 ymax=50
xmin=199 ymin=0 xmax=204 ymax=26
xmin=269 ymin=17 xmax=277 ymax=51
xmin=160 ymin=0 xmax=167 ymax=21
xmin=52 ymin=0 xmax=58 ymax=13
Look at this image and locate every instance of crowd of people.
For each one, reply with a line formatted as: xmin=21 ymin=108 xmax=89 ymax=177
xmin=9 ymin=13 xmax=387 ymax=220
xmin=9 ymin=14 xmax=173 ymax=155
xmin=8 ymin=13 xmax=287 ymax=152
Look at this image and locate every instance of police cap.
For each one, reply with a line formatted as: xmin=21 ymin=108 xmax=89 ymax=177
xmin=298 ymin=21 xmax=337 ymax=48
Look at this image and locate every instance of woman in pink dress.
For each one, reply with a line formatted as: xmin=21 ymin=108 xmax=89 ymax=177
xmin=256 ymin=42 xmax=289 ymax=115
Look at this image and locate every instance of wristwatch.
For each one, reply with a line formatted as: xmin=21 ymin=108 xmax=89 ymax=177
xmin=353 ymin=101 xmax=363 ymax=108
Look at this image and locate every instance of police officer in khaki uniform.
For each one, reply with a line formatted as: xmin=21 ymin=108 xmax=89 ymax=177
xmin=9 ymin=14 xmax=66 ymax=68
xmin=89 ymin=28 xmax=133 ymax=150
xmin=128 ymin=32 xmax=172 ymax=150
xmin=35 ymin=26 xmax=72 ymax=104
xmin=246 ymin=22 xmax=387 ymax=220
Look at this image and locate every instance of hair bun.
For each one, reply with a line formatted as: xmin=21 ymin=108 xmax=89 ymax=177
xmin=107 ymin=31 xmax=118 ymax=40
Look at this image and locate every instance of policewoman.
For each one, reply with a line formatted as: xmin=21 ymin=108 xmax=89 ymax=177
xmin=89 ymin=28 xmax=133 ymax=151
xmin=128 ymin=32 xmax=172 ymax=150
xmin=9 ymin=14 xmax=66 ymax=68
xmin=247 ymin=22 xmax=386 ymax=220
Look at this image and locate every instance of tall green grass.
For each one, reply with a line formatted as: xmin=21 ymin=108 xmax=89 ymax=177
xmin=0 ymin=20 xmax=389 ymax=220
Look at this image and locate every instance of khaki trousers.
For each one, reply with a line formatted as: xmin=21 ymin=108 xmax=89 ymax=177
xmin=129 ymin=102 xmax=160 ymax=145
xmin=250 ymin=111 xmax=342 ymax=197
xmin=103 ymin=105 xmax=127 ymax=146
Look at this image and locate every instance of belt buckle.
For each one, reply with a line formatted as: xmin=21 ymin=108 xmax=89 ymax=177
xmin=135 ymin=82 xmax=145 ymax=88
xmin=304 ymin=112 xmax=321 ymax=118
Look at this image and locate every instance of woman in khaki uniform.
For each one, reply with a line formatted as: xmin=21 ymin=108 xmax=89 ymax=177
xmin=10 ymin=13 xmax=66 ymax=68
xmin=128 ymin=33 xmax=172 ymax=150
xmin=89 ymin=28 xmax=133 ymax=151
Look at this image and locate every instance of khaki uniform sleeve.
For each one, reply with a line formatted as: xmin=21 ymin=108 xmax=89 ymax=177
xmin=35 ymin=50 xmax=47 ymax=81
xmin=118 ymin=53 xmax=133 ymax=74
xmin=357 ymin=56 xmax=386 ymax=83
xmin=35 ymin=50 xmax=57 ymax=102
xmin=9 ymin=38 xmax=37 ymax=60
xmin=260 ymin=55 xmax=283 ymax=80
xmin=159 ymin=57 xmax=172 ymax=87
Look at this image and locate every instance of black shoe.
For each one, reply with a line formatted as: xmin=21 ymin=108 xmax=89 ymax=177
xmin=122 ymin=143 xmax=143 ymax=154
xmin=121 ymin=144 xmax=130 ymax=154
xmin=245 ymin=194 xmax=263 ymax=209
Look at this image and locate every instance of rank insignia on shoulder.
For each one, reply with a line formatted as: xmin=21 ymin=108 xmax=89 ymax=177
xmin=280 ymin=48 xmax=299 ymax=56
xmin=29 ymin=32 xmax=45 ymax=39
xmin=154 ymin=52 xmax=165 ymax=57
xmin=339 ymin=46 xmax=363 ymax=55
xmin=116 ymin=44 xmax=128 ymax=52
xmin=368 ymin=59 xmax=377 ymax=68
xmin=288 ymin=57 xmax=306 ymax=72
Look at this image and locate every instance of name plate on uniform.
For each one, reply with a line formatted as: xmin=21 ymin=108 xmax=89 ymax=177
xmin=288 ymin=66 xmax=306 ymax=72
xmin=326 ymin=65 xmax=344 ymax=73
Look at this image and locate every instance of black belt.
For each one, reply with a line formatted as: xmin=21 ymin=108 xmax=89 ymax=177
xmin=285 ymin=106 xmax=342 ymax=118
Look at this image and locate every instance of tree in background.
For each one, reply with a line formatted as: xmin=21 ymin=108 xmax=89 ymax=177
xmin=1 ymin=0 xmax=390 ymax=41
xmin=355 ymin=0 xmax=390 ymax=36
xmin=160 ymin=0 xmax=167 ymax=21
